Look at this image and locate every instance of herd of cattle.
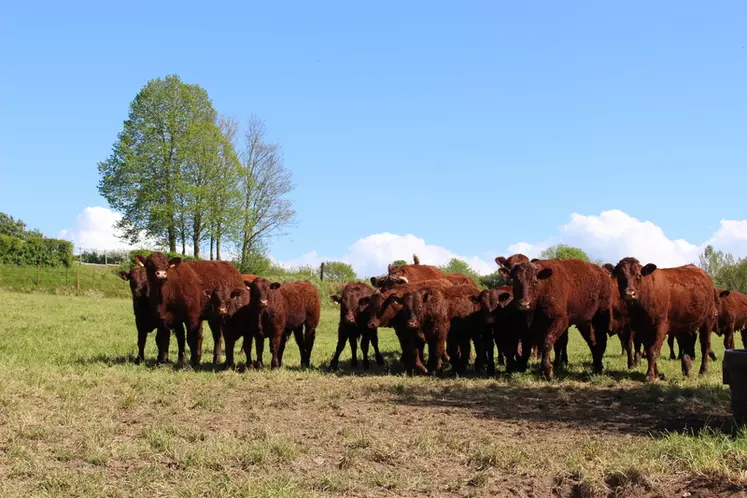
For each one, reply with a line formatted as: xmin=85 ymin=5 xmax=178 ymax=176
xmin=118 ymin=251 xmax=747 ymax=382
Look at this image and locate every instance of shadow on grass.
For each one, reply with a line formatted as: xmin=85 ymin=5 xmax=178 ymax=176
xmin=369 ymin=379 xmax=736 ymax=438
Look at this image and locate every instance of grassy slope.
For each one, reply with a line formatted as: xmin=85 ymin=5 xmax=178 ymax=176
xmin=0 ymin=291 xmax=745 ymax=497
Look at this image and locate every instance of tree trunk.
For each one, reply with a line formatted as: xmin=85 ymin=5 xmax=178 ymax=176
xmin=192 ymin=215 xmax=201 ymax=259
xmin=210 ymin=237 xmax=214 ymax=260
xmin=217 ymin=237 xmax=221 ymax=261
xmin=181 ymin=235 xmax=186 ymax=256
xmin=168 ymin=226 xmax=176 ymax=253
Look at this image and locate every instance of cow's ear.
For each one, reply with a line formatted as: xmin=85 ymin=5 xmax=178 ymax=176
xmin=168 ymin=257 xmax=182 ymax=268
xmin=530 ymin=258 xmax=540 ymax=263
xmin=230 ymin=289 xmax=243 ymax=299
xmin=358 ymin=297 xmax=370 ymax=308
xmin=498 ymin=292 xmax=512 ymax=303
xmin=118 ymin=271 xmax=130 ymax=281
xmin=270 ymin=282 xmax=281 ymax=290
xmin=203 ymin=289 xmax=213 ymax=298
xmin=720 ymin=290 xmax=731 ymax=298
xmin=641 ymin=263 xmax=657 ymax=276
xmin=134 ymin=255 xmax=146 ymax=267
xmin=329 ymin=295 xmax=341 ymax=304
xmin=370 ymin=277 xmax=380 ymax=287
xmin=469 ymin=295 xmax=480 ymax=304
xmin=495 ymin=256 xmax=508 ymax=268
xmin=498 ymin=267 xmax=511 ymax=280
xmin=602 ymin=263 xmax=615 ymax=275
xmin=387 ymin=263 xmax=393 ymax=273
xmin=244 ymin=280 xmax=254 ymax=289
xmin=537 ymin=268 xmax=553 ymax=280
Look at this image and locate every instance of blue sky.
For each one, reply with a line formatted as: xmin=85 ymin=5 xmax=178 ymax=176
xmin=1 ymin=1 xmax=746 ymax=274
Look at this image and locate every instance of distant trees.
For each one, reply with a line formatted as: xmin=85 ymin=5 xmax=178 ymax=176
xmin=439 ymin=258 xmax=480 ymax=285
xmin=0 ymin=212 xmax=73 ymax=267
xmin=540 ymin=244 xmax=591 ymax=262
xmin=391 ymin=259 xmax=408 ymax=268
xmin=699 ymin=245 xmax=747 ymax=294
xmin=98 ymin=75 xmax=295 ymax=261
xmin=321 ymin=261 xmax=357 ymax=281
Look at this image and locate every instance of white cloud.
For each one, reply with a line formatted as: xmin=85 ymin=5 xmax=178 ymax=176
xmin=277 ymin=233 xmax=496 ymax=277
xmin=508 ymin=209 xmax=747 ymax=268
xmin=59 ymin=206 xmax=143 ymax=251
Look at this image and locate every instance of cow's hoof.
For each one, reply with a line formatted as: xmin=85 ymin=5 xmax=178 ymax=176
xmin=134 ymin=356 xmax=143 ymax=365
xmin=375 ymin=354 xmax=385 ymax=366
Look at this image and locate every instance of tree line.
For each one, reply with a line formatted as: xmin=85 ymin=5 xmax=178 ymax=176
xmin=97 ymin=75 xmax=295 ymax=271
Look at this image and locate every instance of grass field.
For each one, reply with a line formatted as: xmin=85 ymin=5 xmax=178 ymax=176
xmin=0 ymin=291 xmax=746 ymax=497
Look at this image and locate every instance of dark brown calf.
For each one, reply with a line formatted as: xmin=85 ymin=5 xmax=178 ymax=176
xmin=329 ymin=283 xmax=384 ymax=370
xmin=204 ymin=284 xmax=253 ymax=369
xmin=135 ymin=253 xmax=244 ymax=367
xmin=610 ymin=259 xmax=717 ymax=381
xmin=715 ymin=288 xmax=747 ymax=350
xmin=250 ymin=278 xmax=321 ymax=369
xmin=119 ymin=267 xmax=177 ymax=364
xmin=509 ymin=258 xmax=613 ymax=380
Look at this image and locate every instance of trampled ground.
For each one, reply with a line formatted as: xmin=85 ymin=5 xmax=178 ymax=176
xmin=0 ymin=291 xmax=746 ymax=497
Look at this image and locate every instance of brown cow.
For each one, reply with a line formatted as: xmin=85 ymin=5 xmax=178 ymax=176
xmin=119 ymin=266 xmax=180 ymax=365
xmin=242 ymin=274 xmax=259 ymax=284
xmin=249 ymin=278 xmax=321 ymax=369
xmin=509 ymin=258 xmax=613 ymax=380
xmin=204 ymin=284 xmax=253 ymax=370
xmin=715 ymin=288 xmax=747 ymax=350
xmin=328 ymin=282 xmax=384 ymax=370
xmin=134 ymin=252 xmax=244 ymax=367
xmin=398 ymin=283 xmax=482 ymax=375
xmin=473 ymin=285 xmax=516 ymax=372
xmin=610 ymin=258 xmax=717 ymax=381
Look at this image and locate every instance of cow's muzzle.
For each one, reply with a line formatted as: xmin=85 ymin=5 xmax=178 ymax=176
xmin=155 ymin=270 xmax=168 ymax=280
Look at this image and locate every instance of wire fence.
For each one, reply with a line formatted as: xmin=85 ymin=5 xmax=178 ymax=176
xmin=0 ymin=248 xmax=352 ymax=301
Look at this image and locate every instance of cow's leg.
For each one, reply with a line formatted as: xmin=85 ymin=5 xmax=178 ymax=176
xmin=329 ymin=325 xmax=348 ymax=371
xmin=173 ymin=323 xmax=186 ymax=365
xmin=348 ymin=334 xmax=359 ymax=368
xmin=619 ymin=334 xmax=626 ymax=356
xmin=554 ymin=329 xmax=571 ymax=371
xmin=155 ymin=326 xmax=170 ymax=364
xmin=291 ymin=327 xmax=305 ymax=367
xmin=741 ymin=329 xmax=747 ymax=349
xmin=415 ymin=338 xmax=428 ymax=375
xmin=242 ymin=332 xmax=254 ymax=368
xmin=698 ymin=321 xmax=713 ymax=376
xmin=645 ymin=323 xmax=667 ymax=382
xmin=360 ymin=331 xmax=371 ymax=370
xmin=668 ymin=333 xmax=677 ymax=360
xmin=633 ymin=332 xmax=643 ymax=366
xmin=278 ymin=332 xmax=289 ymax=367
xmin=370 ymin=328 xmax=385 ymax=366
xmin=396 ymin=329 xmax=416 ymax=376
xmin=725 ymin=323 xmax=735 ymax=350
xmin=254 ymin=335 xmax=265 ymax=369
xmin=484 ymin=327 xmax=496 ymax=375
xmin=269 ymin=331 xmax=282 ymax=369
xmin=622 ymin=328 xmax=635 ymax=370
xmin=679 ymin=332 xmax=694 ymax=376
xmin=135 ymin=322 xmax=149 ymax=365
xmin=541 ymin=319 xmax=568 ymax=381
xmin=222 ymin=335 xmax=236 ymax=371
xmin=303 ymin=323 xmax=317 ymax=368
xmin=208 ymin=318 xmax=223 ymax=365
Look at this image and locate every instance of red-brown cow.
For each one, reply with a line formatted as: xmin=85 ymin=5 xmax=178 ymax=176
xmin=473 ymin=285 xmax=517 ymax=372
xmin=249 ymin=278 xmax=321 ymax=369
xmin=509 ymin=258 xmax=613 ymax=380
xmin=609 ymin=258 xmax=717 ymax=381
xmin=328 ymin=282 xmax=384 ymax=371
xmin=204 ymin=283 xmax=253 ymax=370
xmin=715 ymin=288 xmax=747 ymax=350
xmin=119 ymin=266 xmax=180 ymax=364
xmin=397 ymin=283 xmax=482 ymax=375
xmin=135 ymin=252 xmax=244 ymax=367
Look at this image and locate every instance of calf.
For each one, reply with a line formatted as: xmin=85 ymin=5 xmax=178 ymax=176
xmin=204 ymin=284 xmax=253 ymax=370
xmin=509 ymin=258 xmax=613 ymax=380
xmin=610 ymin=259 xmax=717 ymax=381
xmin=329 ymin=283 xmax=384 ymax=370
xmin=250 ymin=278 xmax=321 ymax=369
xmin=372 ymin=255 xmax=450 ymax=290
xmin=119 ymin=266 xmax=178 ymax=364
xmin=135 ymin=252 xmax=244 ymax=367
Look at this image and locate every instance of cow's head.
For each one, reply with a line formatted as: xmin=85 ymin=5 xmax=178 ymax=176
xmin=203 ymin=285 xmax=247 ymax=321
xmin=119 ymin=267 xmax=149 ymax=299
xmin=400 ymin=291 xmax=422 ymax=328
xmin=364 ymin=292 xmax=402 ymax=329
xmin=330 ymin=285 xmax=371 ymax=325
xmin=250 ymin=278 xmax=281 ymax=308
xmin=472 ymin=287 xmax=512 ymax=324
xmin=135 ymin=252 xmax=181 ymax=283
xmin=610 ymin=257 xmax=657 ymax=302
xmin=495 ymin=254 xmax=530 ymax=281
xmin=510 ymin=261 xmax=553 ymax=312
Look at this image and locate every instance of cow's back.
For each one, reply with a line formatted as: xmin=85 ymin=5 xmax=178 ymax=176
xmin=535 ymin=259 xmax=612 ymax=322
xmin=656 ymin=266 xmax=714 ymax=329
xmin=279 ymin=281 xmax=320 ymax=329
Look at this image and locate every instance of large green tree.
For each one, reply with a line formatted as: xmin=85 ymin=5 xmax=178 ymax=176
xmin=540 ymin=244 xmax=591 ymax=262
xmin=439 ymin=258 xmax=480 ymax=285
xmin=98 ymin=75 xmax=221 ymax=253
xmin=321 ymin=261 xmax=357 ymax=281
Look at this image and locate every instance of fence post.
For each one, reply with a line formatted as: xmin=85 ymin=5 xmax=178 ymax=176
xmin=104 ymin=250 xmax=108 ymax=266
xmin=76 ymin=267 xmax=80 ymax=295
xmin=320 ymin=262 xmax=325 ymax=281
